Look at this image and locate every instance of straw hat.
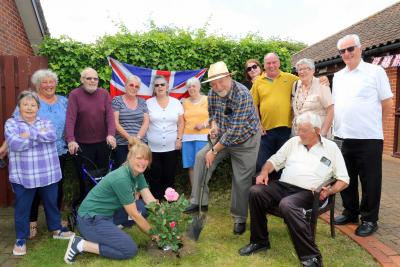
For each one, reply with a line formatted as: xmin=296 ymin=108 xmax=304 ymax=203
xmin=202 ymin=61 xmax=235 ymax=83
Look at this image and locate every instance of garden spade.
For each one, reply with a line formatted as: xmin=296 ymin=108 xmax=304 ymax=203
xmin=187 ymin=135 xmax=215 ymax=241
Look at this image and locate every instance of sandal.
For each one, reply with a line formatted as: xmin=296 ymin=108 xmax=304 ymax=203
xmin=29 ymin=222 xmax=38 ymax=240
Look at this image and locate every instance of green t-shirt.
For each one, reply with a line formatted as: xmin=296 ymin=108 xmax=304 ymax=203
xmin=78 ymin=165 xmax=148 ymax=217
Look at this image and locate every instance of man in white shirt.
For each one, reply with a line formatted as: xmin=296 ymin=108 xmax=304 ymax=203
xmin=238 ymin=112 xmax=349 ymax=267
xmin=332 ymin=34 xmax=393 ymax=237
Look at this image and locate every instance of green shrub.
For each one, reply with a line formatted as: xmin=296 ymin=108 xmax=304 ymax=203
xmin=38 ymin=26 xmax=305 ymax=95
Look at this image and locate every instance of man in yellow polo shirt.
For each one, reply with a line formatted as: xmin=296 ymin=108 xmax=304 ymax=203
xmin=251 ymin=53 xmax=298 ymax=175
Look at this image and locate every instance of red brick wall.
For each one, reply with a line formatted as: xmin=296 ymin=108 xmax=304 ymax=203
xmin=0 ymin=0 xmax=34 ymax=55
xmin=384 ymin=67 xmax=398 ymax=156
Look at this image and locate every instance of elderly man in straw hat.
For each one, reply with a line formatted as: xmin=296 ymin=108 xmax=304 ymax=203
xmin=184 ymin=61 xmax=260 ymax=235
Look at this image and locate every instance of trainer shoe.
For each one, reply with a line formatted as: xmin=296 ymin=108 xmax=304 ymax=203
xmin=64 ymin=234 xmax=83 ymax=264
xmin=53 ymin=227 xmax=74 ymax=240
xmin=13 ymin=239 xmax=27 ymax=256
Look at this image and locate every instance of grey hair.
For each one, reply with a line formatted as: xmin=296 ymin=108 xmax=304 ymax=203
xmin=296 ymin=112 xmax=322 ymax=129
xmin=186 ymin=77 xmax=201 ymax=88
xmin=337 ymin=34 xmax=361 ymax=49
xmin=264 ymin=52 xmax=280 ymax=61
xmin=17 ymin=90 xmax=41 ymax=109
xmin=31 ymin=69 xmax=58 ymax=89
xmin=295 ymin=58 xmax=315 ymax=71
xmin=125 ymin=75 xmax=142 ymax=86
xmin=80 ymin=67 xmax=98 ymax=79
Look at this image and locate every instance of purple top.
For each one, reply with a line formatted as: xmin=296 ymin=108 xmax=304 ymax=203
xmin=5 ymin=116 xmax=61 ymax=188
xmin=65 ymin=87 xmax=116 ymax=144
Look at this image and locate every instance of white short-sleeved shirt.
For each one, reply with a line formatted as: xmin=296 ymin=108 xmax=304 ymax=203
xmin=268 ymin=136 xmax=349 ymax=190
xmin=146 ymin=96 xmax=184 ymax=152
xmin=332 ymin=61 xmax=393 ymax=139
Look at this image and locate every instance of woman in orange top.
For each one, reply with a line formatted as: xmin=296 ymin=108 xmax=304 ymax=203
xmin=182 ymin=77 xmax=209 ymax=186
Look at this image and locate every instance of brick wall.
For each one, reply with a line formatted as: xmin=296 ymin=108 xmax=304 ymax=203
xmin=384 ymin=67 xmax=398 ymax=156
xmin=0 ymin=0 xmax=34 ymax=55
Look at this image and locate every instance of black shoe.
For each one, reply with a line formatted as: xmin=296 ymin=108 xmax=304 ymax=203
xmin=333 ymin=214 xmax=359 ymax=225
xmin=233 ymin=223 xmax=246 ymax=235
xmin=355 ymin=221 xmax=378 ymax=237
xmin=64 ymin=234 xmax=83 ymax=264
xmin=301 ymin=256 xmax=323 ymax=267
xmin=184 ymin=204 xmax=208 ymax=214
xmin=238 ymin=242 xmax=270 ymax=256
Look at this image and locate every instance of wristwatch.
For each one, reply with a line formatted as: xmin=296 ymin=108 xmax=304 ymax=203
xmin=211 ymin=147 xmax=218 ymax=155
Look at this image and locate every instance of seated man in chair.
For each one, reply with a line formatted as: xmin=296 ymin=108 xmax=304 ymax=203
xmin=238 ymin=112 xmax=349 ymax=267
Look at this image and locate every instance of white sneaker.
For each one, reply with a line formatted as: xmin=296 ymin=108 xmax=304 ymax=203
xmin=13 ymin=239 xmax=26 ymax=256
xmin=53 ymin=228 xmax=74 ymax=240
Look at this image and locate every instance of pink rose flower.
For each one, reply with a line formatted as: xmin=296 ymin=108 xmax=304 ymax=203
xmin=164 ymin=187 xmax=179 ymax=202
xmin=169 ymin=221 xmax=176 ymax=229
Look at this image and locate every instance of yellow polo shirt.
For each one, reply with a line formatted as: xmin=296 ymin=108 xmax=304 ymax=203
xmin=251 ymin=71 xmax=298 ymax=130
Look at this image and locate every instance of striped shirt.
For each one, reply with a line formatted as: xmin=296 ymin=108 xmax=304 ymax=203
xmin=5 ymin=116 xmax=61 ymax=188
xmin=112 ymin=96 xmax=148 ymax=145
xmin=208 ymin=80 xmax=259 ymax=146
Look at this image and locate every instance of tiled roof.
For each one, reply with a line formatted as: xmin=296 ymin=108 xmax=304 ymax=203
xmin=292 ymin=2 xmax=400 ymax=65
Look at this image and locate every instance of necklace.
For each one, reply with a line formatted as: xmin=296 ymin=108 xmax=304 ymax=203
xmin=294 ymin=82 xmax=311 ymax=115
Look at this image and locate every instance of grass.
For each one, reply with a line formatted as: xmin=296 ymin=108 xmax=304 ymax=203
xmin=17 ymin=190 xmax=378 ymax=267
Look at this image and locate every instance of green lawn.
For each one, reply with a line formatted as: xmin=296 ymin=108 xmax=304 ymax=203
xmin=17 ymin=192 xmax=378 ymax=267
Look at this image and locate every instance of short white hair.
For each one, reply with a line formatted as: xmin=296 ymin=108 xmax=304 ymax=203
xmin=295 ymin=58 xmax=315 ymax=71
xmin=186 ymin=77 xmax=201 ymax=88
xmin=296 ymin=112 xmax=322 ymax=129
xmin=80 ymin=67 xmax=97 ymax=79
xmin=31 ymin=69 xmax=58 ymax=89
xmin=337 ymin=34 xmax=361 ymax=49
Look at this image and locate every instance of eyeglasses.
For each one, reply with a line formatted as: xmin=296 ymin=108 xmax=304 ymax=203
xmin=246 ymin=64 xmax=259 ymax=72
xmin=338 ymin=46 xmax=356 ymax=55
xmin=85 ymin=77 xmax=99 ymax=81
xmin=128 ymin=83 xmax=140 ymax=89
xmin=154 ymin=83 xmax=166 ymax=88
xmin=297 ymin=67 xmax=311 ymax=72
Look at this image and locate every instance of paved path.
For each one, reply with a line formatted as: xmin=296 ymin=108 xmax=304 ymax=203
xmin=0 ymin=156 xmax=399 ymax=266
xmin=327 ymin=155 xmax=400 ymax=266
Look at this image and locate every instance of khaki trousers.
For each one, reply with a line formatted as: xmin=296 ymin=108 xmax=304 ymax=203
xmin=190 ymin=131 xmax=261 ymax=223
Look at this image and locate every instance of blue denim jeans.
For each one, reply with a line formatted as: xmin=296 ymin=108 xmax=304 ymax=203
xmin=256 ymin=127 xmax=291 ymax=173
xmin=12 ymin=182 xmax=61 ymax=239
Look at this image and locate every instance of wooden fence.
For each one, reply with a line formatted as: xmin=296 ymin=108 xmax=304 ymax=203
xmin=0 ymin=56 xmax=48 ymax=207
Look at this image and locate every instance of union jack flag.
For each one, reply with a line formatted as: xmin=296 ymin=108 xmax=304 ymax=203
xmin=108 ymin=57 xmax=207 ymax=99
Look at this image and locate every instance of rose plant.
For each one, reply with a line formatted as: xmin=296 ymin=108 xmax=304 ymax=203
xmin=146 ymin=187 xmax=191 ymax=252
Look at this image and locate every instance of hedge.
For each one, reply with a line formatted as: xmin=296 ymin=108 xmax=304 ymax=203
xmin=38 ymin=26 xmax=306 ymax=95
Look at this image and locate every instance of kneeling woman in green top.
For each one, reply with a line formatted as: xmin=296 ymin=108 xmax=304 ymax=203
xmin=64 ymin=137 xmax=157 ymax=264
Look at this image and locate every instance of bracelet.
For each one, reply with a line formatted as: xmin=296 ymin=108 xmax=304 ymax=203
xmin=136 ymin=135 xmax=141 ymax=139
xmin=211 ymin=147 xmax=218 ymax=155
xmin=176 ymin=137 xmax=182 ymax=141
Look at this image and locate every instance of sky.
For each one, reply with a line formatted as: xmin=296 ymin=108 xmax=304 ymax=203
xmin=40 ymin=0 xmax=399 ymax=46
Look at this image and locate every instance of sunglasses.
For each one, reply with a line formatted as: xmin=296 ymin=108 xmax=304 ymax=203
xmin=85 ymin=77 xmax=99 ymax=81
xmin=154 ymin=83 xmax=166 ymax=88
xmin=128 ymin=83 xmax=140 ymax=89
xmin=338 ymin=46 xmax=356 ymax=55
xmin=246 ymin=64 xmax=259 ymax=72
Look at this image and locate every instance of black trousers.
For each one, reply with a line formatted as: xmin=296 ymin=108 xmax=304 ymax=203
xmin=249 ymin=182 xmax=321 ymax=261
xmin=339 ymin=139 xmax=383 ymax=222
xmin=146 ymin=150 xmax=178 ymax=200
xmin=74 ymin=142 xmax=110 ymax=205
xmin=30 ymin=154 xmax=67 ymax=222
